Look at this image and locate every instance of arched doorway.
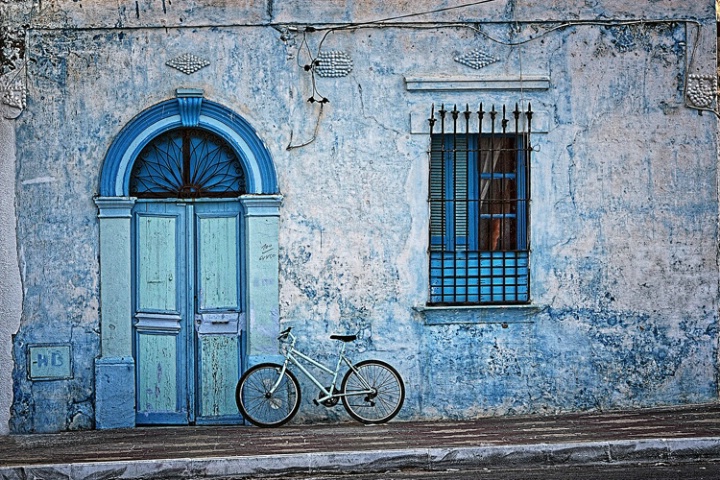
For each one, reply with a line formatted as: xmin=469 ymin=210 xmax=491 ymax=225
xmin=131 ymin=128 xmax=246 ymax=424
xmin=95 ymin=89 xmax=281 ymax=428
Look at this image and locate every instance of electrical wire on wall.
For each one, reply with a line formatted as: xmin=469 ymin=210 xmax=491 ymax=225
xmin=284 ymin=0 xmax=505 ymax=150
xmin=280 ymin=1 xmax=716 ymax=149
xmin=286 ymin=28 xmax=331 ymax=150
xmin=286 ymin=102 xmax=326 ymax=150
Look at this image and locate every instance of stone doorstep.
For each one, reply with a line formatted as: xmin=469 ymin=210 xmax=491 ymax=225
xmin=2 ymin=437 xmax=720 ymax=480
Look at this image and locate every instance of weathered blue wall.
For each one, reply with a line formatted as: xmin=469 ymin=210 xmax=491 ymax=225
xmin=2 ymin=0 xmax=718 ymax=432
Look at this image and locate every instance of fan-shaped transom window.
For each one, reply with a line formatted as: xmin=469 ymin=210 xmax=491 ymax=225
xmin=130 ymin=128 xmax=246 ymax=198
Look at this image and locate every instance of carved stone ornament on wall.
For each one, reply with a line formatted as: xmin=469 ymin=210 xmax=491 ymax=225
xmin=454 ymin=46 xmax=500 ymax=70
xmin=166 ymin=53 xmax=210 ymax=75
xmin=686 ymin=74 xmax=717 ymax=108
xmin=315 ymin=50 xmax=353 ymax=78
xmin=0 ymin=66 xmax=26 ymax=119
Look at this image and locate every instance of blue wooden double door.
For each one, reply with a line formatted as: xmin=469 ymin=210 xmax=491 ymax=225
xmin=132 ymin=200 xmax=244 ymax=425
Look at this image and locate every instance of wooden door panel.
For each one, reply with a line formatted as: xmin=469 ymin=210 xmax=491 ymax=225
xmin=134 ymin=203 xmax=190 ymax=424
xmin=197 ymin=216 xmax=239 ymax=310
xmin=199 ymin=335 xmax=241 ymax=417
xmin=137 ymin=333 xmax=179 ymax=414
xmin=194 ymin=202 xmax=243 ymax=424
xmin=137 ymin=215 xmax=178 ymax=312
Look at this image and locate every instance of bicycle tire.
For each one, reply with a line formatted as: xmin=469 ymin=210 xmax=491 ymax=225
xmin=235 ymin=363 xmax=301 ymax=427
xmin=341 ymin=359 xmax=405 ymax=424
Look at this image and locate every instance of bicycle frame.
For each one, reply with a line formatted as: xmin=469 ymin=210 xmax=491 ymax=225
xmin=269 ymin=331 xmax=374 ymax=403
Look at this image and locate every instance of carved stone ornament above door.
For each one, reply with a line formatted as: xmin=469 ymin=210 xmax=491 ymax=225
xmin=166 ymin=53 xmax=211 ymax=75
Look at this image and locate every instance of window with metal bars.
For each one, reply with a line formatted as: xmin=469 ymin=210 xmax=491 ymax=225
xmin=428 ymin=103 xmax=532 ymax=305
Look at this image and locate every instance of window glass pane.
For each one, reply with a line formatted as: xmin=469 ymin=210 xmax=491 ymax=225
xmin=478 ymin=137 xmax=517 ymax=251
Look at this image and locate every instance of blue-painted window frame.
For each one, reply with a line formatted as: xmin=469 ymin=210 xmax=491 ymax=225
xmin=429 ymin=132 xmax=530 ymax=305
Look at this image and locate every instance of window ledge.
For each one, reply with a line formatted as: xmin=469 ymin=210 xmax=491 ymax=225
xmin=414 ymin=304 xmax=542 ymax=326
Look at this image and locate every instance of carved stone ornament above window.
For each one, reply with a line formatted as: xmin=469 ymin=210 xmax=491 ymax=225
xmin=166 ymin=53 xmax=211 ymax=75
xmin=454 ymin=46 xmax=500 ymax=70
xmin=686 ymin=74 xmax=717 ymax=108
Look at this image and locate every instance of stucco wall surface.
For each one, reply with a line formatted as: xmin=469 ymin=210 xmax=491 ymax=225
xmin=2 ymin=0 xmax=719 ymax=432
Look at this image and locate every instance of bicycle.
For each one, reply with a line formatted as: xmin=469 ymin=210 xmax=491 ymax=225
xmin=235 ymin=326 xmax=405 ymax=427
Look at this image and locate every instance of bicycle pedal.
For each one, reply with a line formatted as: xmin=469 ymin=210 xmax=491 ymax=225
xmin=313 ymin=399 xmax=319 ymax=406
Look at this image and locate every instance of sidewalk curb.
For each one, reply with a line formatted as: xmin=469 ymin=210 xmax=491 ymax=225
xmin=2 ymin=437 xmax=719 ymax=479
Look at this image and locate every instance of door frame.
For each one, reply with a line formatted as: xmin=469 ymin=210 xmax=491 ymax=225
xmin=94 ymin=90 xmax=281 ymax=429
xmin=132 ymin=199 xmax=246 ymax=425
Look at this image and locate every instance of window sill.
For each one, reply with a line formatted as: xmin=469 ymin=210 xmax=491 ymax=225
xmin=414 ymin=304 xmax=542 ymax=326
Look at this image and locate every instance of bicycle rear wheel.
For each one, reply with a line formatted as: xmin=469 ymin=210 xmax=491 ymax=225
xmin=341 ymin=360 xmax=405 ymax=424
xmin=235 ymin=363 xmax=301 ymax=427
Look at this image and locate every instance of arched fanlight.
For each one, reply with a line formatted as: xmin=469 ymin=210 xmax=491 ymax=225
xmin=130 ymin=128 xmax=246 ymax=198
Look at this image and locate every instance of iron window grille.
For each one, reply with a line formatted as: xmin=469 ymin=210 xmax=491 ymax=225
xmin=428 ymin=103 xmax=532 ymax=305
xmin=130 ymin=128 xmax=246 ymax=199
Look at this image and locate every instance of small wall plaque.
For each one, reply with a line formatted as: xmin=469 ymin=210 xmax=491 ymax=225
xmin=28 ymin=344 xmax=73 ymax=380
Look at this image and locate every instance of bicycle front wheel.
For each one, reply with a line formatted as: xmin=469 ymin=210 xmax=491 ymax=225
xmin=235 ymin=363 xmax=301 ymax=427
xmin=341 ymin=360 xmax=405 ymax=424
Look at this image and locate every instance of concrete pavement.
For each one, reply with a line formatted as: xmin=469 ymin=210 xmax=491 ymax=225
xmin=1 ymin=403 xmax=719 ymax=479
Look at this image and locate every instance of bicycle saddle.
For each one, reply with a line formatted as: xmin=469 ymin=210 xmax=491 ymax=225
xmin=330 ymin=334 xmax=357 ymax=342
